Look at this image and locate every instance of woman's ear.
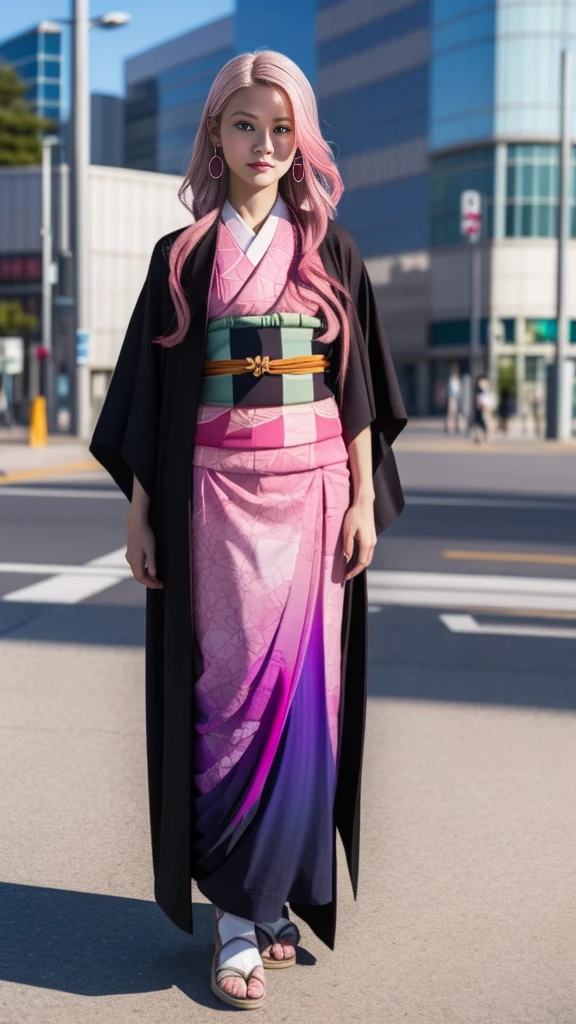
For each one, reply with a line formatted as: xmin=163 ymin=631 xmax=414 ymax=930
xmin=207 ymin=116 xmax=221 ymax=148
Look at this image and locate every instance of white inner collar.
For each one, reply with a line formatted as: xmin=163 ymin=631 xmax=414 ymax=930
xmin=222 ymin=194 xmax=291 ymax=266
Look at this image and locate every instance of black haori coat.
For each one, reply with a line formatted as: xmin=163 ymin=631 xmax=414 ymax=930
xmin=89 ymin=217 xmax=408 ymax=950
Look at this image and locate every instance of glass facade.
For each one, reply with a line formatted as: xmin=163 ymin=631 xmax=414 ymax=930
xmin=337 ymin=176 xmax=429 ymax=257
xmin=431 ymin=142 xmax=576 ymax=246
xmin=506 ymin=144 xmax=576 ymax=239
xmin=317 ymin=0 xmax=429 ymax=256
xmin=430 ymin=1 xmax=496 ymax=150
xmin=157 ymin=46 xmax=233 ymax=175
xmin=431 ymin=146 xmax=494 ymax=245
xmin=0 ymin=25 xmax=62 ymax=125
xmin=320 ymin=66 xmax=428 ymax=159
xmin=125 ymin=45 xmax=234 ymax=174
xmin=495 ymin=2 xmax=576 ymax=139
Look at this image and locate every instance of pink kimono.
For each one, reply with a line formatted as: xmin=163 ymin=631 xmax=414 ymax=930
xmin=190 ymin=196 xmax=350 ymax=923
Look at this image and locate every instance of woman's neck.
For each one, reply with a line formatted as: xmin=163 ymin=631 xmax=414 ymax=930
xmin=225 ymin=178 xmax=279 ymax=234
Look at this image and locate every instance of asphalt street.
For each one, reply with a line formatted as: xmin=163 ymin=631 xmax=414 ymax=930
xmin=0 ymin=447 xmax=574 ymax=1023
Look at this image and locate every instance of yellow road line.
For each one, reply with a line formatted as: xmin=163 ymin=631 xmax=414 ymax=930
xmin=442 ymin=549 xmax=576 ymax=566
xmin=464 ymin=606 xmax=576 ymax=621
xmin=0 ymin=460 xmax=98 ymax=486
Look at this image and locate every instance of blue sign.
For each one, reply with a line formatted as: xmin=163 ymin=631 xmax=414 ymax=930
xmin=76 ymin=328 xmax=90 ymax=366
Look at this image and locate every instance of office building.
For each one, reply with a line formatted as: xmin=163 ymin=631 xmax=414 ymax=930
xmin=91 ymin=94 xmax=125 ymax=167
xmin=124 ymin=2 xmax=576 ymax=413
xmin=0 ymin=164 xmax=185 ymax=428
xmin=0 ymin=22 xmax=63 ymax=126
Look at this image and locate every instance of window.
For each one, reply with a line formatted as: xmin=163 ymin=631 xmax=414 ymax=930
xmin=525 ymin=319 xmax=556 ymax=343
xmin=428 ymin=319 xmax=489 ymax=346
xmin=505 ymin=143 xmax=576 ymax=238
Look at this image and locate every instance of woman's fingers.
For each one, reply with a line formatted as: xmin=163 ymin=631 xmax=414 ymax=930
xmin=342 ymin=524 xmax=356 ymax=562
xmin=344 ymin=530 xmax=376 ymax=580
xmin=126 ymin=546 xmax=163 ymax=589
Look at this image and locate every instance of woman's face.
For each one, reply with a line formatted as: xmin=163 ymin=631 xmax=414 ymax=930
xmin=209 ymin=84 xmax=297 ymax=192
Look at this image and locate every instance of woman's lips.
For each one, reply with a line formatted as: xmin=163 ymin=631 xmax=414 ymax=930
xmin=248 ymin=162 xmax=273 ymax=169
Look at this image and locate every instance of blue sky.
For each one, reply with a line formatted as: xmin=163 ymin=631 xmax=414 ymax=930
xmin=3 ymin=1 xmax=234 ymax=109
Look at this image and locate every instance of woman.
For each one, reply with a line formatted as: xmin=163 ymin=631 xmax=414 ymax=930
xmin=90 ymin=50 xmax=407 ymax=1009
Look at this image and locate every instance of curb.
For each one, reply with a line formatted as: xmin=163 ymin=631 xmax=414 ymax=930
xmin=0 ymin=460 xmax=99 ymax=486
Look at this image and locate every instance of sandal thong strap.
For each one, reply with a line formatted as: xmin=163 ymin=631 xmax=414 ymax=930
xmin=215 ymin=933 xmax=262 ymax=979
xmin=215 ymin=963 xmax=262 ymax=983
xmin=254 ymin=917 xmax=301 ymax=951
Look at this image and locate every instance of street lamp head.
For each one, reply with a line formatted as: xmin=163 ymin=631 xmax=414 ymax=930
xmin=93 ymin=12 xmax=132 ymax=28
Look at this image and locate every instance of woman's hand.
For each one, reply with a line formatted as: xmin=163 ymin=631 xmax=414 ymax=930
xmin=126 ymin=510 xmax=163 ymax=589
xmin=342 ymin=496 xmax=377 ymax=581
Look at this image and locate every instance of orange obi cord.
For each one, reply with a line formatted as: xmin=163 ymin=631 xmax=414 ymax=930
xmin=202 ymin=354 xmax=330 ymax=378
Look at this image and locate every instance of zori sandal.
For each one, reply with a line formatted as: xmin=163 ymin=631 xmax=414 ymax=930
xmin=211 ymin=909 xmax=266 ymax=1010
xmin=255 ymin=908 xmax=301 ymax=969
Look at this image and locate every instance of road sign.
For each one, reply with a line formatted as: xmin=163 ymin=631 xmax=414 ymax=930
xmin=0 ymin=337 xmax=24 ymax=375
xmin=461 ymin=190 xmax=482 ymax=240
xmin=76 ymin=328 xmax=90 ymax=366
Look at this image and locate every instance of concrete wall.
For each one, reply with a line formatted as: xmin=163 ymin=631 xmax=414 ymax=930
xmin=87 ymin=165 xmax=187 ymax=369
xmin=430 ymin=239 xmax=576 ymax=323
xmin=0 ymin=163 xmax=187 ymax=374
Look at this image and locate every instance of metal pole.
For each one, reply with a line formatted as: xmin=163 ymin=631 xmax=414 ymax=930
xmin=41 ymin=137 xmax=58 ymax=427
xmin=41 ymin=140 xmax=53 ymax=396
xmin=469 ymin=235 xmax=481 ymax=426
xmin=554 ymin=48 xmax=572 ymax=440
xmin=71 ymin=0 xmax=92 ymax=439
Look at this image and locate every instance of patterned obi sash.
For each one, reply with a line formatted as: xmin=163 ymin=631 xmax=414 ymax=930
xmin=200 ymin=313 xmax=334 ymax=407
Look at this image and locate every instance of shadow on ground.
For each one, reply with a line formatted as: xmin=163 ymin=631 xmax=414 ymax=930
xmin=0 ymin=603 xmax=145 ymax=646
xmin=0 ymin=882 xmax=316 ymax=1004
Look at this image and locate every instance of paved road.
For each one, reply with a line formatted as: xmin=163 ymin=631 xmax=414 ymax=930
xmin=0 ymin=449 xmax=574 ymax=1023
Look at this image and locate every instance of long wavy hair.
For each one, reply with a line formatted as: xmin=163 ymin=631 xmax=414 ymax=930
xmin=154 ymin=49 xmax=351 ymax=385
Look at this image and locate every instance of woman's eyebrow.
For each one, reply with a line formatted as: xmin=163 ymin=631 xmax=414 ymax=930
xmin=229 ymin=110 xmax=293 ymax=122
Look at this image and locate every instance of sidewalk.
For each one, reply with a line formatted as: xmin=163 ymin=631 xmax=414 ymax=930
xmin=0 ymin=417 xmax=574 ymax=482
xmin=0 ymin=427 xmax=96 ymax=481
xmin=396 ymin=417 xmax=576 ymax=454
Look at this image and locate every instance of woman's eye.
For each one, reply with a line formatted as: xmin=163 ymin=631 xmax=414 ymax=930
xmin=274 ymin=125 xmax=290 ymax=134
xmin=235 ymin=121 xmax=254 ymax=131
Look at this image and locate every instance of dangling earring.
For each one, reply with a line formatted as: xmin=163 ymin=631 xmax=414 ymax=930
xmin=209 ymin=144 xmax=224 ymax=179
xmin=292 ymin=149 xmax=304 ymax=183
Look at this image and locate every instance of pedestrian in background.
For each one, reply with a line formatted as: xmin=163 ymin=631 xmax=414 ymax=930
xmin=90 ymin=50 xmax=407 ymax=1011
xmin=472 ymin=374 xmax=493 ymax=444
xmin=0 ymin=383 xmax=11 ymax=429
xmin=444 ymin=363 xmax=462 ymax=434
xmin=497 ymin=382 xmax=515 ymax=434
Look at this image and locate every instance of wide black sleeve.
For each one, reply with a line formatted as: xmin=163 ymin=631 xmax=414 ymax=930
xmin=89 ymin=239 xmax=171 ymax=502
xmin=327 ymin=225 xmax=408 ymax=533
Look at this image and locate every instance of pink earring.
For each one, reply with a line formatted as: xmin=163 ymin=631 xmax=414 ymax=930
xmin=209 ymin=145 xmax=224 ymax=179
xmin=292 ymin=150 xmax=304 ymax=183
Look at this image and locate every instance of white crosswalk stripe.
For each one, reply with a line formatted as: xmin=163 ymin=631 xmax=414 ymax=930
xmin=367 ymin=570 xmax=576 ymax=615
xmin=0 ymin=557 xmax=574 ymax=615
xmin=1 ymin=547 xmax=131 ymax=604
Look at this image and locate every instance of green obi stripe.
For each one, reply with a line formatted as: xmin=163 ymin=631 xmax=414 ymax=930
xmin=207 ymin=313 xmax=323 ymax=333
xmin=201 ymin=312 xmax=327 ymax=406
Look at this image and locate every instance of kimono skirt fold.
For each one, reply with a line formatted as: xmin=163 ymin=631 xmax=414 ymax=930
xmin=190 ymin=436 xmax=350 ymax=923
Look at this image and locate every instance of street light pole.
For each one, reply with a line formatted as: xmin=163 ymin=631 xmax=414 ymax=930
xmin=71 ymin=0 xmax=91 ymax=439
xmin=69 ymin=3 xmax=131 ymax=440
xmin=41 ymin=135 xmax=59 ymax=428
xmin=552 ymin=48 xmax=573 ymax=440
xmin=461 ymin=190 xmax=483 ymax=429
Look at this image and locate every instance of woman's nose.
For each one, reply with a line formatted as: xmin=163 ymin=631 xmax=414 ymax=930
xmin=254 ymin=133 xmax=274 ymax=155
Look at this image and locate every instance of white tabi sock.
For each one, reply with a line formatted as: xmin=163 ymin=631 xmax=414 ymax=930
xmin=215 ymin=908 xmax=263 ymax=976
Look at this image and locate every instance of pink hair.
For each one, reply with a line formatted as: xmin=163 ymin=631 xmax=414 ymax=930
xmin=154 ymin=50 xmax=352 ymax=386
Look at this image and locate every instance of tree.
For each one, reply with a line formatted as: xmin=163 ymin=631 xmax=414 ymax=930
xmin=0 ymin=64 xmax=57 ymax=166
xmin=0 ymin=300 xmax=39 ymax=336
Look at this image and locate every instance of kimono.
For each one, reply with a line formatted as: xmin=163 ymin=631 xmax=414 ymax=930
xmin=89 ymin=193 xmax=407 ymax=950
